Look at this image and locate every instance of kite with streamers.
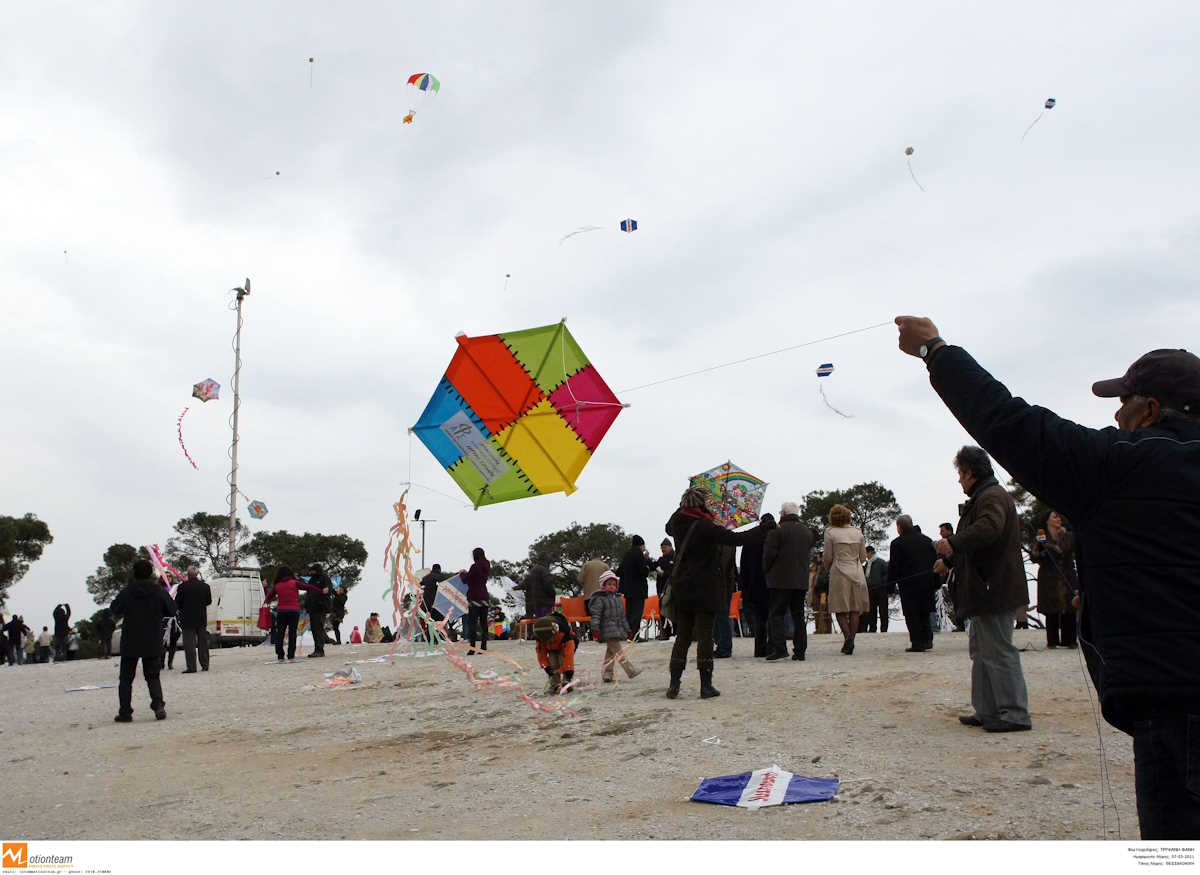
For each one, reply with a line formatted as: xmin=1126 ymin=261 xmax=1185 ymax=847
xmin=689 ymin=461 xmax=768 ymax=530
xmin=247 ymin=499 xmax=268 ymax=520
xmin=904 ymin=146 xmax=925 ymax=192
xmin=411 ymin=320 xmax=626 ymax=508
xmin=177 ymin=407 xmax=199 ymax=470
xmin=1021 ymin=97 xmax=1057 ymax=142
xmin=192 ymin=378 xmax=220 ymax=402
xmin=816 ymin=362 xmax=853 ymax=418
xmin=146 ymin=543 xmax=185 ymax=593
xmin=407 ymin=72 xmax=440 ymax=94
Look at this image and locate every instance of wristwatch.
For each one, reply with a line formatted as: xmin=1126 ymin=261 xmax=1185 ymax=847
xmin=919 ymin=336 xmax=945 ymax=360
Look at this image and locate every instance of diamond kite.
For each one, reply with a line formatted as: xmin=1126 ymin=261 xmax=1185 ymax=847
xmin=407 ymin=73 xmax=440 ymax=94
xmin=689 ymin=461 xmax=768 ymax=530
xmin=411 ymin=320 xmax=625 ymax=508
xmin=619 ymin=219 xmax=638 ymax=233
xmin=247 ymin=499 xmax=268 ymax=520
xmin=192 ymin=378 xmax=220 ymax=402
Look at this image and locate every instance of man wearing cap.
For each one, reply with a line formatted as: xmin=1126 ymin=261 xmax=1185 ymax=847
xmin=617 ymin=535 xmax=651 ymax=642
xmin=652 ymin=539 xmax=676 ymax=639
xmin=896 ymin=315 xmax=1200 ymax=840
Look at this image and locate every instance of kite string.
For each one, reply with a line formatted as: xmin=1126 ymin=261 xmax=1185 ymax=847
xmin=906 ymin=158 xmax=926 ymax=192
xmin=618 ymin=320 xmax=893 ymax=394
xmin=1021 ymin=111 xmax=1044 ymax=142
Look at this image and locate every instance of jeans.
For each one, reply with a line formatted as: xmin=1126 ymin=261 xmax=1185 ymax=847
xmin=669 ymin=609 xmax=715 ymax=677
xmin=182 ymin=626 xmax=209 ymax=671
xmin=118 ymin=648 xmax=164 ymax=716
xmin=467 ymin=603 xmax=489 ymax=649
xmin=275 ymin=611 xmax=300 ymax=659
xmin=624 ymin=596 xmax=645 ymax=641
xmin=6 ymin=642 xmax=21 ymax=665
xmin=1133 ymin=713 xmax=1200 ymax=839
xmin=767 ymin=589 xmax=807 ymax=657
xmin=309 ymin=610 xmax=327 ymax=655
xmin=967 ymin=610 xmax=1031 ymax=726
xmin=866 ymin=588 xmax=889 ymax=633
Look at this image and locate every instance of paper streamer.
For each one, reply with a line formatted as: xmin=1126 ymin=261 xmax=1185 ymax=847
xmin=177 ymin=407 xmax=198 ymax=470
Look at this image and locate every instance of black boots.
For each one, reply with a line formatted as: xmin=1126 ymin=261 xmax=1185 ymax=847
xmin=666 ymin=659 xmax=684 ymax=699
xmin=699 ymin=665 xmax=720 ymax=699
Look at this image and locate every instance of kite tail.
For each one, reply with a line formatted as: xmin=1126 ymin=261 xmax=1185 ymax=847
xmin=819 ymin=384 xmax=854 ymax=419
xmin=177 ymin=407 xmax=198 ymax=470
xmin=1020 ymin=111 xmax=1044 ymax=142
xmin=906 ymin=158 xmax=925 ymax=192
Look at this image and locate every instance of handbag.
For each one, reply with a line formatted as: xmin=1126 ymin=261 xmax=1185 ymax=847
xmin=658 ymin=519 xmax=701 ymax=624
xmin=257 ymin=604 xmax=273 ymax=631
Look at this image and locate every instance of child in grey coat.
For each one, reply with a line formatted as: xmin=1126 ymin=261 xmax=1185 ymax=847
xmin=589 ymin=570 xmax=641 ymax=683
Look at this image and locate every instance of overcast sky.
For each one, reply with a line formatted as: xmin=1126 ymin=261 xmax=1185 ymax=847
xmin=3 ymin=1 xmax=1198 ymax=632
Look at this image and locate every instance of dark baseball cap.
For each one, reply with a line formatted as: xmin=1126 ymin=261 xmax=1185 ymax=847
xmin=1092 ymin=349 xmax=1200 ymax=414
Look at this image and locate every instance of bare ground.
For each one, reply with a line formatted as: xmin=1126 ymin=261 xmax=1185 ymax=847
xmin=1 ymin=628 xmax=1138 ymax=840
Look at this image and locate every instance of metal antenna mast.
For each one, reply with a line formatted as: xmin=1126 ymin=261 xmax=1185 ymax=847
xmin=227 ymin=278 xmax=250 ymax=568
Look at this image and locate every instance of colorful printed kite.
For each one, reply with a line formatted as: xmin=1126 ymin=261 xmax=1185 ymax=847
xmin=905 ymin=146 xmax=924 ymax=192
xmin=247 ymin=499 xmax=269 ymax=520
xmin=177 ymin=407 xmax=198 ymax=470
xmin=192 ymin=378 xmax=220 ymax=402
xmin=412 ymin=320 xmax=625 ymax=508
xmin=1022 ymin=97 xmax=1057 ymax=141
xmin=689 ymin=461 xmax=768 ymax=529
xmin=619 ymin=219 xmax=638 ymax=233
xmin=407 ymin=73 xmax=440 ymax=93
xmin=692 ymin=766 xmax=839 ymax=809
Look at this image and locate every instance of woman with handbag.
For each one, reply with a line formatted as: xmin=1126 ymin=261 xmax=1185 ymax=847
xmin=663 ymin=487 xmax=754 ymax=700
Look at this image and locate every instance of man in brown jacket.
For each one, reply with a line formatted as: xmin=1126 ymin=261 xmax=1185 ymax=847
xmin=935 ymin=445 xmax=1032 ymax=732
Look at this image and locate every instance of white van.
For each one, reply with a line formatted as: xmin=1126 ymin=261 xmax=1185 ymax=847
xmin=207 ymin=567 xmax=269 ymax=647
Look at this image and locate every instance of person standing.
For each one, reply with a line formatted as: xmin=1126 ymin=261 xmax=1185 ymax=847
xmin=809 ymin=556 xmax=833 ymax=634
xmin=304 ymin=564 xmax=333 ymax=658
xmin=713 ymin=545 xmax=738 ymax=658
xmin=518 ymin=557 xmax=556 ymax=620
xmin=589 ymin=570 xmax=641 ymax=682
xmin=663 ymin=487 xmax=753 ymax=699
xmin=96 ymin=609 xmax=115 ymax=659
xmin=931 ymin=446 xmax=1033 ymax=732
xmin=264 ymin=567 xmax=324 ymax=661
xmin=67 ymin=629 xmax=80 ymax=660
xmin=174 ymin=565 xmax=212 ymax=672
xmin=329 ymin=586 xmax=348 ymax=645
xmin=763 ymin=502 xmax=813 ymax=662
xmin=4 ymin=614 xmax=29 ymax=666
xmin=52 ymin=604 xmax=71 ymax=661
xmin=617 ymin=536 xmax=651 ymax=642
xmin=824 ymin=505 xmax=870 ymax=655
xmin=36 ymin=626 xmax=53 ymax=662
xmin=461 ymin=547 xmax=491 ymax=655
xmin=888 ymin=515 xmax=938 ymax=652
xmin=739 ymin=514 xmax=776 ymax=657
xmin=652 ymin=540 xmax=676 ymax=639
xmin=1030 ymin=511 xmax=1078 ymax=649
xmin=420 ymin=563 xmax=447 ymax=628
xmin=110 ymin=559 xmax=177 ymax=721
xmin=862 ymin=546 xmax=889 ymax=633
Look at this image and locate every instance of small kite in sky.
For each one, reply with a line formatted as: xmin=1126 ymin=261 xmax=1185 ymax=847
xmin=192 ymin=378 xmax=220 ymax=402
xmin=904 ymin=146 xmax=924 ymax=192
xmin=816 ymin=362 xmax=852 ymax=418
xmin=620 ymin=219 xmax=638 ymax=233
xmin=403 ymin=110 xmax=415 ymax=124
xmin=407 ymin=73 xmax=440 ymax=94
xmin=1021 ymin=97 xmax=1057 ymax=142
xmin=247 ymin=499 xmax=269 ymax=520
xmin=308 ymin=56 xmax=314 ymax=88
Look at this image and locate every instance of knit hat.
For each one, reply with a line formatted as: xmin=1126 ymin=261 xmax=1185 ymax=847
xmin=599 ymin=570 xmax=619 ymax=587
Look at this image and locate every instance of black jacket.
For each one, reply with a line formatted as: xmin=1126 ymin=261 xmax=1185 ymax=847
xmin=887 ymin=530 xmax=938 ymax=612
xmin=53 ymin=605 xmax=70 ymax=635
xmin=928 ymin=344 xmax=1200 ymax=733
xmin=111 ymin=578 xmax=178 ymax=654
xmin=518 ymin=564 xmax=557 ymax=615
xmin=617 ymin=546 xmax=651 ymax=601
xmin=739 ymin=521 xmax=776 ymax=607
xmin=664 ymin=511 xmax=752 ymax=614
xmin=763 ymin=514 xmax=814 ymax=591
xmin=173 ymin=577 xmax=212 ymax=629
xmin=3 ymin=618 xmax=30 ymax=646
xmin=305 ymin=573 xmax=332 ymax=613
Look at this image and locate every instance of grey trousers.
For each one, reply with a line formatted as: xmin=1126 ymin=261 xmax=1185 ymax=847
xmin=968 ymin=610 xmax=1031 ymax=726
xmin=182 ymin=626 xmax=209 ymax=672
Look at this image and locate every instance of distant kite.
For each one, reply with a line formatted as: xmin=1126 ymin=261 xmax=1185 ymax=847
xmin=904 ymin=147 xmax=924 ymax=192
xmin=307 ymin=56 xmax=315 ymax=88
xmin=407 ymin=73 xmax=440 ymax=94
xmin=192 ymin=379 xmax=220 ymax=402
xmin=619 ymin=219 xmax=638 ymax=233
xmin=247 ymin=499 xmax=269 ymax=520
xmin=403 ymin=110 xmax=415 ymax=124
xmin=1021 ymin=97 xmax=1057 ymax=142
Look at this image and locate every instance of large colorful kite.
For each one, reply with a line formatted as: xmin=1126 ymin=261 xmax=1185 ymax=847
xmin=412 ymin=320 xmax=625 ymax=508
xmin=689 ymin=461 xmax=768 ymax=529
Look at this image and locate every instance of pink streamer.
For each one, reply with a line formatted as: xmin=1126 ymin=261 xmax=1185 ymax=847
xmin=177 ymin=407 xmax=198 ymax=470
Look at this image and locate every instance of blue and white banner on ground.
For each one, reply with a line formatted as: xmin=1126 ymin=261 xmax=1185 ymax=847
xmin=691 ymin=765 xmax=839 ymax=809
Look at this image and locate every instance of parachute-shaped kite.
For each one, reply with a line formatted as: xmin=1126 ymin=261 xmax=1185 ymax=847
xmin=192 ymin=378 xmax=220 ymax=402
xmin=247 ymin=499 xmax=269 ymax=520
xmin=412 ymin=320 xmax=625 ymax=508
xmin=407 ymin=73 xmax=440 ymax=94
xmin=620 ymin=219 xmax=638 ymax=233
xmin=1022 ymin=97 xmax=1057 ymax=141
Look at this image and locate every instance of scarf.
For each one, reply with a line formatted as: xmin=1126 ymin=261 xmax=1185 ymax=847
xmin=679 ymin=506 xmax=715 ymax=523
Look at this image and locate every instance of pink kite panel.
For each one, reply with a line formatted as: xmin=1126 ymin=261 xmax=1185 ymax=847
xmin=548 ymin=365 xmax=622 ymax=452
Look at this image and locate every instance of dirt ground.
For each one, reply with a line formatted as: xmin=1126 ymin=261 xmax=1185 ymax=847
xmin=2 ymin=628 xmax=1138 ymax=841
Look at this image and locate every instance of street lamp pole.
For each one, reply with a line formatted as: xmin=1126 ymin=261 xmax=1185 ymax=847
xmin=227 ymin=278 xmax=250 ymax=569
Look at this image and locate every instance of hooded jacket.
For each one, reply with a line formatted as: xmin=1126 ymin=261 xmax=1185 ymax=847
xmin=588 ymin=590 xmax=630 ymax=641
xmin=111 ymin=577 xmax=178 ymax=654
xmin=927 ymin=344 xmax=1200 ymax=733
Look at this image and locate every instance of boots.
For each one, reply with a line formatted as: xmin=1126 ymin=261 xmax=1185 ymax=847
xmin=699 ymin=665 xmax=720 ymax=699
xmin=666 ymin=659 xmax=684 ymax=699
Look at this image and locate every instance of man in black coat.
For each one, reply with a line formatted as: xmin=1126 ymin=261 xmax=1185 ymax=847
xmin=52 ymin=603 xmax=71 ymax=661
xmin=888 ymin=515 xmax=937 ymax=652
xmin=617 ymin=536 xmax=651 ymax=642
xmin=173 ymin=566 xmax=212 ymax=672
xmin=739 ymin=515 xmax=777 ymax=656
xmin=863 ymin=546 xmax=889 ymax=632
xmin=111 ymin=560 xmax=178 ymax=721
xmin=305 ymin=564 xmax=333 ymax=658
xmin=96 ymin=609 xmax=116 ymax=659
xmin=652 ymin=539 xmax=676 ymax=639
xmin=898 ymin=316 xmax=1200 ymax=839
xmin=763 ymin=503 xmax=815 ymax=661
